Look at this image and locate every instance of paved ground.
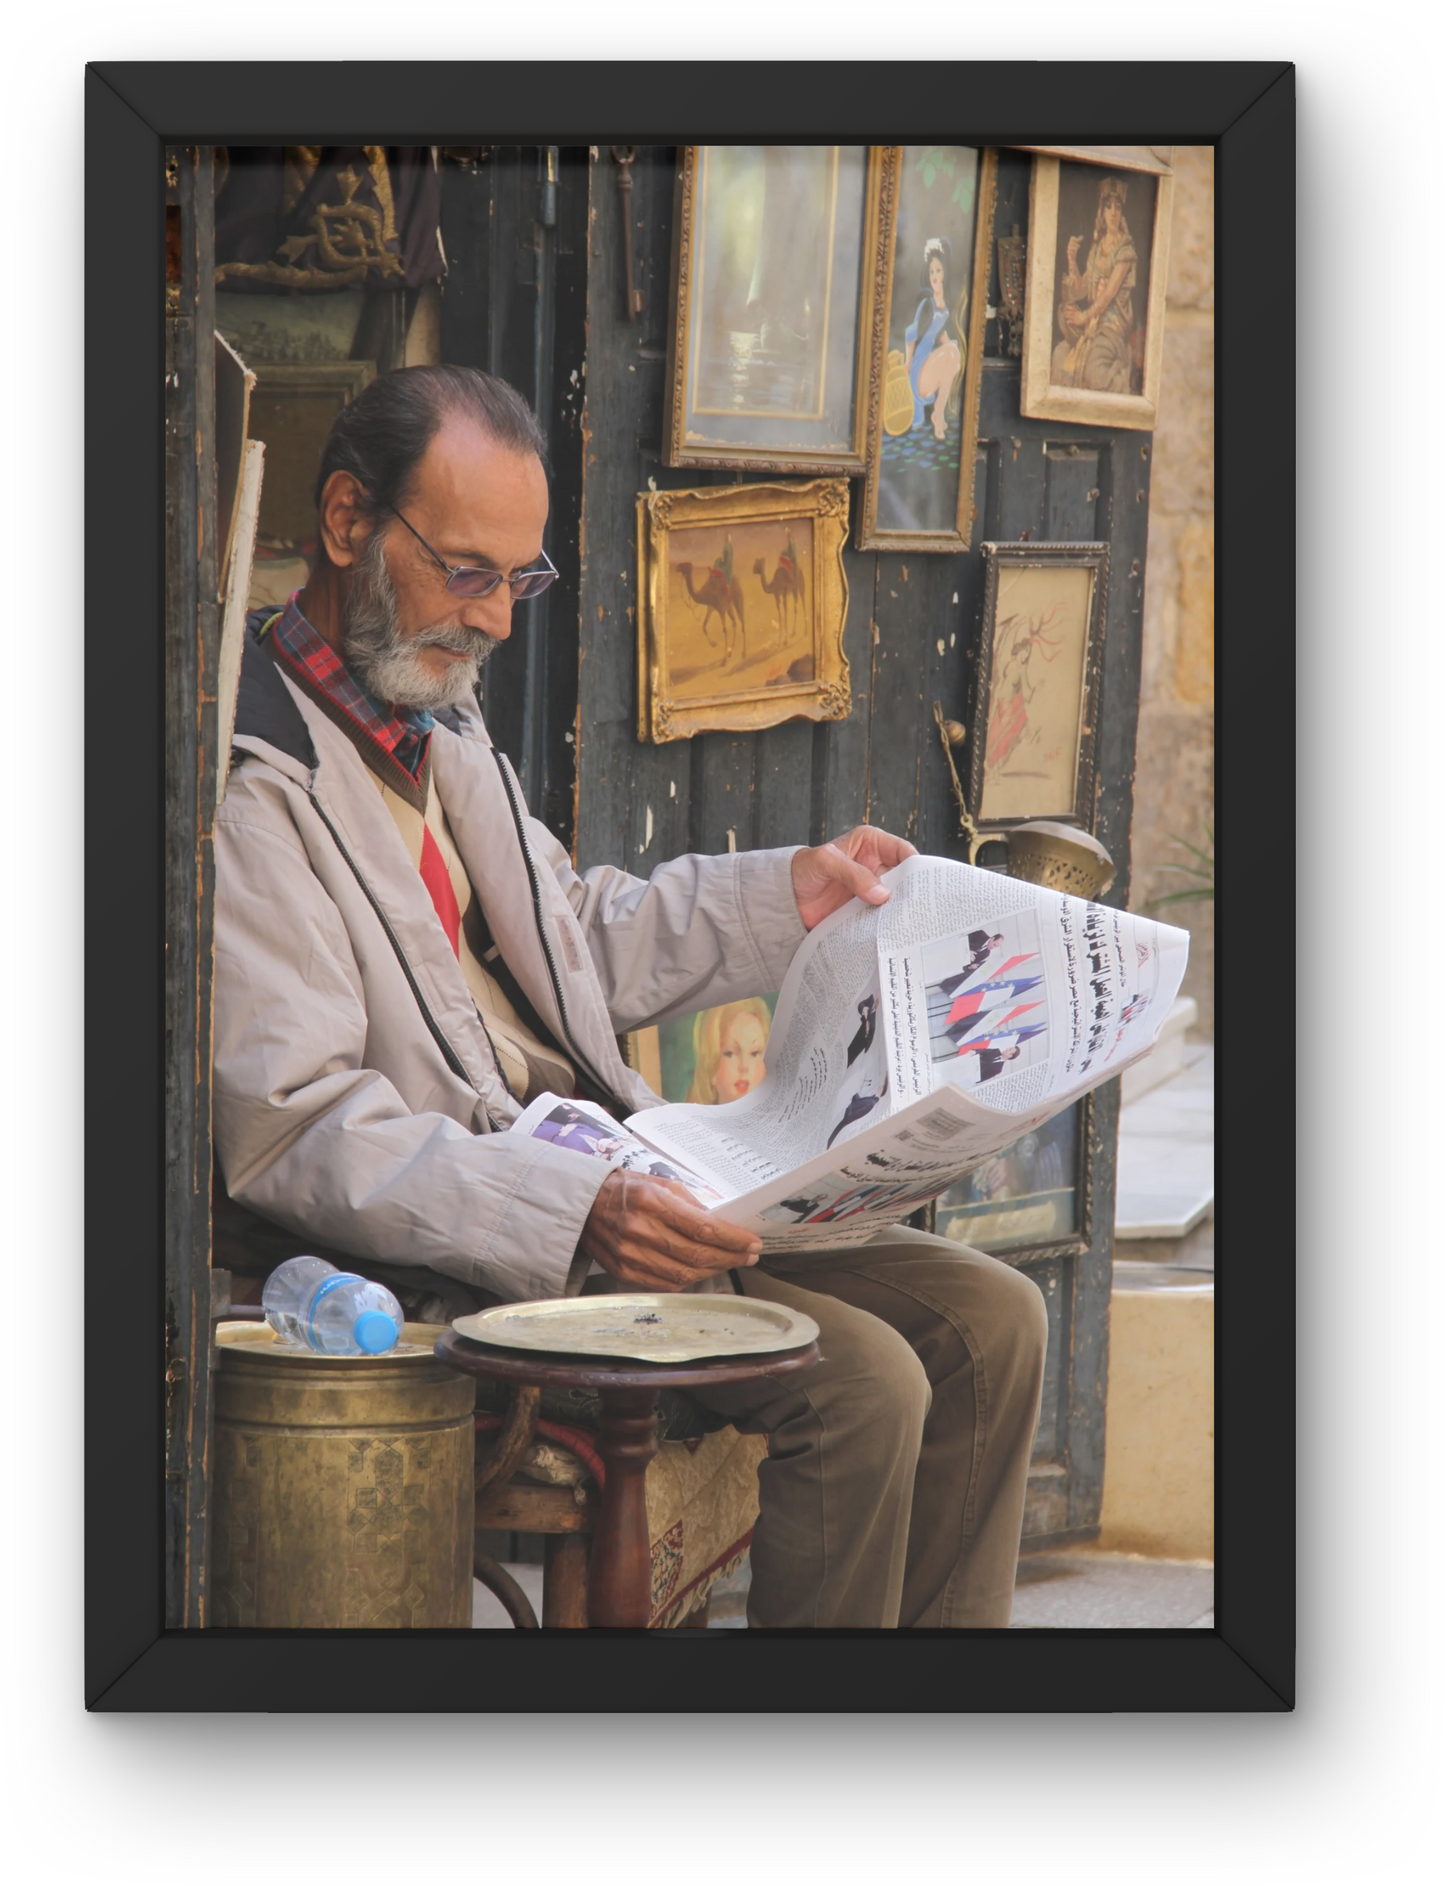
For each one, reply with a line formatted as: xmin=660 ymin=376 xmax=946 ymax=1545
xmin=472 ymin=1548 xmax=1214 ymax=1629
xmin=1115 ymin=1043 xmax=1214 ymax=1240
xmin=1010 ymin=1550 xmax=1213 ymax=1629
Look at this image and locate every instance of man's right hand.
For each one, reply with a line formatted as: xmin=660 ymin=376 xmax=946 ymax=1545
xmin=578 ymin=1170 xmax=761 ymax=1292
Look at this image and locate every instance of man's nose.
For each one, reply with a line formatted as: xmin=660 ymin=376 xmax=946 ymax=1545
xmin=459 ymin=592 xmax=512 ymax=642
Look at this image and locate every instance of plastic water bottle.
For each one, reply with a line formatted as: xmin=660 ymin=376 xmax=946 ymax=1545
xmin=262 ymin=1256 xmax=403 ymax=1357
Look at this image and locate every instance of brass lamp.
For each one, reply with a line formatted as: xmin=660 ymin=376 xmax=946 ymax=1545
xmin=1002 ymin=820 xmax=1116 ymax=899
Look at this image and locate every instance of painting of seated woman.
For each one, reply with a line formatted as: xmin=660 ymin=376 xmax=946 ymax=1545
xmin=1049 ymin=168 xmax=1156 ymax=397
xmin=858 ymin=146 xmax=996 ymax=551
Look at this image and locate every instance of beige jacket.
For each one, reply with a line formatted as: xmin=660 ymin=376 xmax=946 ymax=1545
xmin=212 ymin=644 xmax=805 ymax=1302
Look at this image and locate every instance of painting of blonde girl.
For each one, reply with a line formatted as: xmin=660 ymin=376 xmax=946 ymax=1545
xmin=1052 ymin=175 xmax=1140 ymax=395
xmin=686 ymin=997 xmax=773 ymax=1104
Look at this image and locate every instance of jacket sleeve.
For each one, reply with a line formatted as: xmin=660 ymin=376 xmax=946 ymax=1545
xmin=212 ymin=800 xmax=612 ymax=1302
xmin=529 ymin=818 xmax=808 ymax=1031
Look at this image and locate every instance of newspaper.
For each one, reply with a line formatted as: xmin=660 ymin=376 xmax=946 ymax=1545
xmin=510 ymin=855 xmax=1189 ymax=1251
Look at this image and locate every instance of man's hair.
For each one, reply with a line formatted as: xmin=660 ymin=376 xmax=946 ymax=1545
xmin=313 ymin=364 xmax=546 ymax=517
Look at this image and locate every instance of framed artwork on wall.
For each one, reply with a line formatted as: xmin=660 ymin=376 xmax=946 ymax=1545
xmin=967 ymin=542 xmax=1108 ymax=833
xmin=635 ymin=478 xmax=851 ymax=743
xmin=662 ymin=145 xmax=890 ymax=474
xmin=855 ymin=145 xmax=998 ymax=552
xmin=933 ymin=1096 xmax=1094 ymax=1263
xmin=626 ymin=994 xmax=780 ymax=1107
xmin=1020 ymin=153 xmax=1174 ymax=430
xmin=1011 ymin=144 xmax=1175 ymax=175
xmin=242 ymin=357 xmax=375 ymax=606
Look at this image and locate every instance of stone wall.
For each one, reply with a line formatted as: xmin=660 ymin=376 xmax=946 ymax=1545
xmin=1131 ymin=147 xmax=1214 ymax=1036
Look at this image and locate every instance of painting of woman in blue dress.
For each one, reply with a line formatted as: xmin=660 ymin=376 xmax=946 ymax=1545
xmin=862 ymin=145 xmax=994 ymax=546
xmin=904 ymin=236 xmax=965 ymax=441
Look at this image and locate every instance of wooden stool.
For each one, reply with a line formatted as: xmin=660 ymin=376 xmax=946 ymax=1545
xmin=435 ymin=1329 xmax=820 ymax=1629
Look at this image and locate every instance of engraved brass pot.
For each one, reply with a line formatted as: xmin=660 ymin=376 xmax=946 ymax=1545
xmin=1002 ymin=820 xmax=1116 ymax=900
xmin=210 ymin=1321 xmax=475 ymax=1629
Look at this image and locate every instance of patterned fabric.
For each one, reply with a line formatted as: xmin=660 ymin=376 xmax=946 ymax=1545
xmin=262 ymin=595 xmax=434 ymax=782
xmin=645 ymin=1428 xmax=768 ymax=1627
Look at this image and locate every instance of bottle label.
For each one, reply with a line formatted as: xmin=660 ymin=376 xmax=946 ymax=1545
xmin=304 ymin=1271 xmax=364 ymax=1350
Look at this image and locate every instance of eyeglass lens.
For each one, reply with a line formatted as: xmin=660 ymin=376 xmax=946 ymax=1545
xmin=445 ymin=566 xmax=557 ymax=600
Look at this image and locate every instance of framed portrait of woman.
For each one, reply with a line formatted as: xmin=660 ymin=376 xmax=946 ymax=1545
xmin=662 ymin=146 xmax=890 ymax=473
xmin=854 ymin=146 xmax=998 ymax=552
xmin=625 ymin=995 xmax=780 ymax=1107
xmin=967 ymin=541 xmax=1109 ymax=833
xmin=1020 ymin=154 xmax=1175 ymax=430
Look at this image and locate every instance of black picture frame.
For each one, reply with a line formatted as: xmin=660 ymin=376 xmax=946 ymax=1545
xmin=87 ymin=58 xmax=1292 ymax=1712
xmin=967 ymin=540 xmax=1109 ymax=834
xmin=933 ymin=1093 xmax=1095 ymax=1268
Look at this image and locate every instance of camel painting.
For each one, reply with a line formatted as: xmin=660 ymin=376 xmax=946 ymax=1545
xmin=674 ymin=560 xmax=747 ymax=667
xmin=753 ymin=551 xmax=806 ymax=642
xmin=639 ymin=484 xmax=849 ymax=742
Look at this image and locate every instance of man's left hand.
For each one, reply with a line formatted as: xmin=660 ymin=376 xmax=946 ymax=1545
xmin=791 ymin=825 xmax=918 ymax=931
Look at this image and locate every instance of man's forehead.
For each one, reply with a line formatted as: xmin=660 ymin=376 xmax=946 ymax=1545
xmin=411 ymin=416 xmax=545 ymax=516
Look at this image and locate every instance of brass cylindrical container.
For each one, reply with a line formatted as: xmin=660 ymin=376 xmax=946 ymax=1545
xmin=210 ymin=1321 xmax=475 ymax=1629
xmin=1003 ymin=820 xmax=1117 ymax=900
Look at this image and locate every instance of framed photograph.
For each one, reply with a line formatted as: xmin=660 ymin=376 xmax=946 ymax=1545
xmin=626 ymin=994 xmax=780 ymax=1105
xmin=662 ymin=145 xmax=888 ymax=474
xmin=1021 ymin=153 xmax=1174 ymax=430
xmin=855 ymin=145 xmax=998 ymax=552
xmin=242 ymin=359 xmax=375 ymax=604
xmin=935 ymin=1097 xmax=1093 ymax=1263
xmin=244 ymin=361 xmax=374 ymax=544
xmin=967 ymin=542 xmax=1108 ymax=832
xmin=636 ymin=478 xmax=851 ymax=744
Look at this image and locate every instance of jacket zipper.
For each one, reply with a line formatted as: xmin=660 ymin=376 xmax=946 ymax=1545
xmin=307 ymin=785 xmax=509 ymax=1120
xmin=491 ymin=749 xmax=618 ymax=1104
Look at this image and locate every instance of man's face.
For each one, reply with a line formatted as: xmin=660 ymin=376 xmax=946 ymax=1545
xmin=341 ymin=416 xmax=550 ymax=710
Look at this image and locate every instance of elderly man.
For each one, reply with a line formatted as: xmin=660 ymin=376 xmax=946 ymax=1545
xmin=213 ymin=365 xmax=1046 ymax=1629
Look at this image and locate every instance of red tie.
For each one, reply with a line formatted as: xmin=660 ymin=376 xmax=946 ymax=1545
xmin=418 ymin=825 xmax=461 ymax=956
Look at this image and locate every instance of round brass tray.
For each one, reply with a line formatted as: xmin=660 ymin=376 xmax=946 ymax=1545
xmin=451 ymin=1293 xmax=820 ymax=1365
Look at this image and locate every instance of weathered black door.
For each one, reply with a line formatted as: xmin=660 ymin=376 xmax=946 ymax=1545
xmin=443 ymin=144 xmax=1153 ymax=1546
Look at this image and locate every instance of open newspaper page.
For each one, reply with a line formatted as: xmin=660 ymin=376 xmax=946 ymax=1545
xmin=506 ymin=1092 xmax=725 ymax=1206
xmin=627 ymin=856 xmax=1188 ymax=1249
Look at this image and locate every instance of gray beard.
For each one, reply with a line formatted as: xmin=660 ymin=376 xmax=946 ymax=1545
xmin=340 ymin=528 xmax=496 ymax=711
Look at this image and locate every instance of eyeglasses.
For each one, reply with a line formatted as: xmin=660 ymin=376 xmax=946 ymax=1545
xmin=383 ymin=503 xmax=559 ymax=600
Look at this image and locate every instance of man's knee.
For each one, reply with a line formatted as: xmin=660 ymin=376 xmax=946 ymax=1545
xmin=965 ymin=1248 xmax=1049 ymax=1384
xmin=812 ymin=1311 xmax=932 ymax=1456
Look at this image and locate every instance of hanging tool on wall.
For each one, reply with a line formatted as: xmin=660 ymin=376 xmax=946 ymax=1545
xmin=610 ymin=147 xmax=646 ymax=322
xmin=933 ymin=701 xmax=988 ymax=864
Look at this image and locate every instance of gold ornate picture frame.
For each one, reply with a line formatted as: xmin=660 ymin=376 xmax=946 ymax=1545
xmin=855 ymin=146 xmax=998 ymax=553
xmin=662 ymin=147 xmax=891 ymax=474
xmin=636 ymin=480 xmax=851 ymax=744
xmin=1020 ymin=153 xmax=1175 ymax=431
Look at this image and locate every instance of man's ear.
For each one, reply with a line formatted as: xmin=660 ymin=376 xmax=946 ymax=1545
xmin=317 ymin=470 xmax=377 ymax=570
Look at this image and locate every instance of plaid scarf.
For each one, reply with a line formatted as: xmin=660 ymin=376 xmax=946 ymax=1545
xmin=263 ymin=593 xmax=435 ymax=782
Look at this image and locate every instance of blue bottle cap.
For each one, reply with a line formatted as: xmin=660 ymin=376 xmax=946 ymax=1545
xmin=353 ymin=1311 xmax=400 ymax=1355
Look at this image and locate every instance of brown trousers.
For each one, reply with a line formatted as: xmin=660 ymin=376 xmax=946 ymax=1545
xmin=688 ymin=1229 xmax=1049 ymax=1629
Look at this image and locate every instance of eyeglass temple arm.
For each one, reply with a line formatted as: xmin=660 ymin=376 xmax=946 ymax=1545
xmin=386 ymin=501 xmax=556 ymax=585
xmin=382 ymin=503 xmax=450 ymax=574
